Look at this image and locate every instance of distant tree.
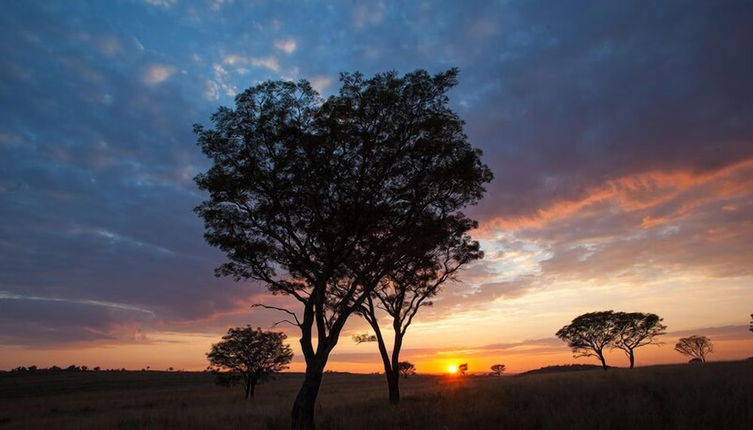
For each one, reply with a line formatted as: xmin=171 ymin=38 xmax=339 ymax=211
xmin=490 ymin=364 xmax=506 ymax=376
xmin=556 ymin=311 xmax=617 ymax=370
xmin=674 ymin=335 xmax=713 ymax=363
xmin=352 ymin=334 xmax=377 ymax=344
xmin=458 ymin=363 xmax=468 ymax=375
xmin=397 ymin=362 xmax=416 ymax=379
xmin=207 ymin=326 xmax=293 ymax=399
xmin=93 ymin=366 xmax=101 ymax=371
xmin=49 ymin=365 xmax=61 ymax=371
xmin=611 ymin=312 xmax=667 ymax=368
xmin=168 ymin=367 xmax=174 ymax=372
xmin=356 ymin=223 xmax=481 ymax=404
xmin=749 ymin=313 xmax=752 ymax=333
xmin=195 ymin=68 xmax=492 ymax=428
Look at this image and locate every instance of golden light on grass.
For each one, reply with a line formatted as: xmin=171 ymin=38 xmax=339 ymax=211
xmin=448 ymin=364 xmax=458 ymax=374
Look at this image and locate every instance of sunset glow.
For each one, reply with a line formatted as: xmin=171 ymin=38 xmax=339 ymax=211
xmin=448 ymin=365 xmax=458 ymax=374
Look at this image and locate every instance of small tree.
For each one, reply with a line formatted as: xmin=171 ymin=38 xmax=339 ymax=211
xmin=611 ymin=312 xmax=667 ymax=368
xmin=356 ymin=223 xmax=481 ymax=404
xmin=490 ymin=364 xmax=506 ymax=376
xmin=556 ymin=311 xmax=617 ymax=370
xmin=397 ymin=362 xmax=416 ymax=379
xmin=674 ymin=335 xmax=713 ymax=363
xmin=207 ymin=326 xmax=293 ymax=399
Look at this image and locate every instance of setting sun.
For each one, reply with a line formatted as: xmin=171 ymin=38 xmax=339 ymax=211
xmin=448 ymin=365 xmax=458 ymax=374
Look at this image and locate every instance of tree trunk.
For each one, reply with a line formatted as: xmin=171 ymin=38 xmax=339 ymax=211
xmin=387 ymin=369 xmax=400 ymax=405
xmin=598 ymin=353 xmax=608 ymax=370
xmin=364 ymin=299 xmax=403 ymax=405
xmin=291 ymin=366 xmax=324 ymax=430
xmin=244 ymin=381 xmax=251 ymax=400
xmin=628 ymin=350 xmax=635 ymax=369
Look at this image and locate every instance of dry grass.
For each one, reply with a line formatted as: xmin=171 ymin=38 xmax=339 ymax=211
xmin=1 ymin=361 xmax=751 ymax=429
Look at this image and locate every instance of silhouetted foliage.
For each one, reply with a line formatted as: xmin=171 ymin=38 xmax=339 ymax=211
xmin=611 ymin=312 xmax=667 ymax=368
xmin=206 ymin=326 xmax=293 ymax=399
xmin=397 ymin=362 xmax=416 ymax=379
xmin=195 ymin=68 xmax=491 ymax=429
xmin=674 ymin=335 xmax=713 ymax=363
xmin=458 ymin=363 xmax=468 ymax=375
xmin=352 ymin=334 xmax=377 ymax=344
xmin=556 ymin=311 xmax=617 ymax=370
xmin=490 ymin=364 xmax=506 ymax=376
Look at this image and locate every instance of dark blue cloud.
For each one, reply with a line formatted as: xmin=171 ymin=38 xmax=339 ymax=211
xmin=1 ymin=0 xmax=751 ymax=345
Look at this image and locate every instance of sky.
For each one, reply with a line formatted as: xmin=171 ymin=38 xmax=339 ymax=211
xmin=1 ymin=0 xmax=752 ymax=374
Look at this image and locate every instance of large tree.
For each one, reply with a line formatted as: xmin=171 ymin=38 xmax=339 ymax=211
xmin=674 ymin=335 xmax=713 ymax=363
xmin=556 ymin=311 xmax=617 ymax=370
xmin=355 ymin=219 xmax=481 ymax=404
xmin=611 ymin=312 xmax=666 ymax=368
xmin=206 ymin=326 xmax=293 ymax=399
xmin=194 ymin=69 xmax=492 ymax=429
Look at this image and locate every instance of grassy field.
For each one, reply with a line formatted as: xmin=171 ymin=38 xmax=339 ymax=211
xmin=1 ymin=361 xmax=751 ymax=429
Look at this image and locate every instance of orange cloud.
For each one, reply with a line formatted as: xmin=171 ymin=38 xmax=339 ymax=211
xmin=479 ymin=158 xmax=753 ymax=234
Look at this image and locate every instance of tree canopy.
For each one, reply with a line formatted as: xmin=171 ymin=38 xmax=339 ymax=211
xmin=207 ymin=326 xmax=293 ymax=399
xmin=490 ymin=364 xmax=506 ymax=376
xmin=556 ymin=311 xmax=617 ymax=370
xmin=556 ymin=311 xmax=668 ymax=369
xmin=611 ymin=312 xmax=667 ymax=368
xmin=674 ymin=335 xmax=713 ymax=363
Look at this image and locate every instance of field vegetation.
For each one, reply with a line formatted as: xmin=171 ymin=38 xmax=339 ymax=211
xmin=1 ymin=361 xmax=751 ymax=429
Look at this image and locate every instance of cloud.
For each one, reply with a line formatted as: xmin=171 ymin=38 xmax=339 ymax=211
xmin=141 ymin=64 xmax=175 ymax=86
xmin=308 ymin=75 xmax=332 ymax=94
xmin=223 ymin=54 xmax=280 ymax=72
xmin=274 ymin=39 xmax=297 ymax=54
xmin=143 ymin=0 xmax=176 ymax=7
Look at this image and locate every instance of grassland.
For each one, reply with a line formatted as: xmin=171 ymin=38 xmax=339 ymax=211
xmin=1 ymin=361 xmax=751 ymax=429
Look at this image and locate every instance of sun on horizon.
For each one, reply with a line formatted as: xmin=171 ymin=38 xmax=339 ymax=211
xmin=448 ymin=364 xmax=458 ymax=374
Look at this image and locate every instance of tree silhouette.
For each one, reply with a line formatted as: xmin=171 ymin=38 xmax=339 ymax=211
xmin=674 ymin=335 xmax=713 ymax=363
xmin=356 ymin=221 xmax=481 ymax=404
xmin=206 ymin=326 xmax=293 ymax=399
xmin=556 ymin=311 xmax=617 ymax=370
xmin=749 ymin=313 xmax=752 ymax=333
xmin=490 ymin=364 xmax=506 ymax=376
xmin=397 ymin=361 xmax=416 ymax=379
xmin=352 ymin=333 xmax=377 ymax=344
xmin=611 ymin=312 xmax=667 ymax=368
xmin=195 ymin=69 xmax=492 ymax=429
